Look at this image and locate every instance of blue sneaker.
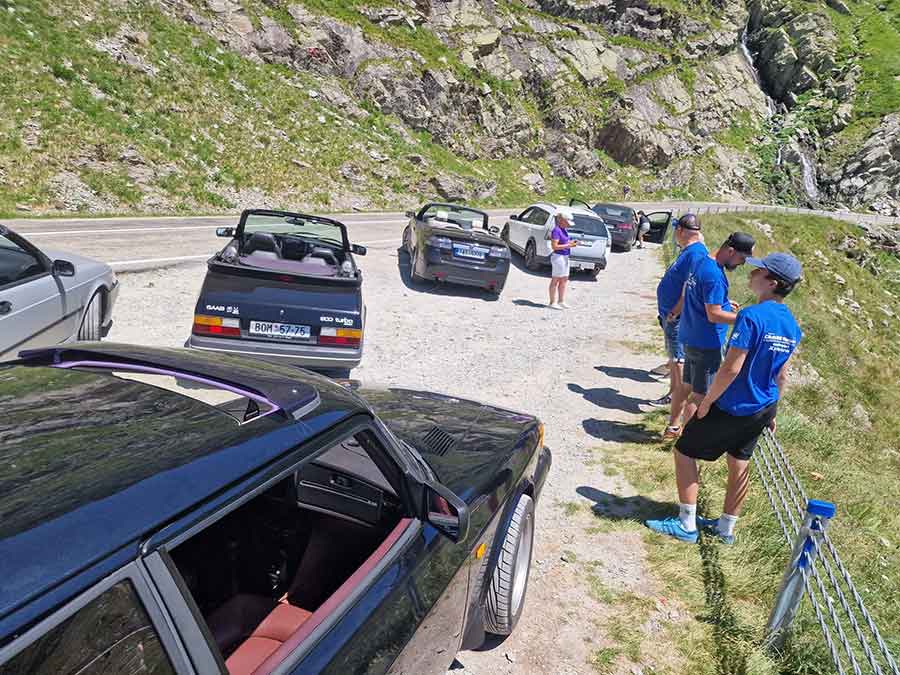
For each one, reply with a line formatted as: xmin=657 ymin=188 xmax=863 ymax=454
xmin=696 ymin=517 xmax=735 ymax=545
xmin=645 ymin=517 xmax=698 ymax=543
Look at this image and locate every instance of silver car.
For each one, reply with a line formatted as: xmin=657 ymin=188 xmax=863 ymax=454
xmin=0 ymin=224 xmax=119 ymax=361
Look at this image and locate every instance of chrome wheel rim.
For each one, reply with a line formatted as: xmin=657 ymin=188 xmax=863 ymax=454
xmin=511 ymin=512 xmax=533 ymax=616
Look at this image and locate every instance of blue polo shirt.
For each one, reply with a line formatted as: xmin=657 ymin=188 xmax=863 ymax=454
xmin=717 ymin=301 xmax=802 ymax=415
xmin=656 ymin=241 xmax=709 ymax=319
xmin=680 ymin=256 xmax=730 ymax=349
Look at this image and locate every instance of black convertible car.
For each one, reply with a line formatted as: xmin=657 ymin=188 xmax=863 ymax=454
xmin=186 ymin=209 xmax=367 ymax=372
xmin=0 ymin=344 xmax=550 ymax=675
xmin=402 ymin=203 xmax=510 ymax=295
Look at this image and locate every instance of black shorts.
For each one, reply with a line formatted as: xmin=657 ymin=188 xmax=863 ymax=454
xmin=683 ymin=346 xmax=721 ymax=395
xmin=676 ymin=402 xmax=778 ymax=461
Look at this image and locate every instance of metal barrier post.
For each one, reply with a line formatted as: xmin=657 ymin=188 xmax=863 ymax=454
xmin=765 ymin=499 xmax=837 ymax=650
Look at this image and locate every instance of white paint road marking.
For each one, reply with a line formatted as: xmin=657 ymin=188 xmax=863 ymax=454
xmin=108 ymin=238 xmax=400 ymax=269
xmin=19 ymin=219 xmax=407 ymax=237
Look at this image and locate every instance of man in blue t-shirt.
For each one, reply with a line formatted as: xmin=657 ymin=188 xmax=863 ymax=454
xmin=652 ymin=214 xmax=707 ymax=436
xmin=678 ymin=232 xmax=755 ymax=427
xmin=647 ymin=252 xmax=803 ymax=544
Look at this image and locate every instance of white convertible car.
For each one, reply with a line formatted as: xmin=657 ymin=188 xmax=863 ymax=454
xmin=501 ymin=203 xmax=610 ymax=278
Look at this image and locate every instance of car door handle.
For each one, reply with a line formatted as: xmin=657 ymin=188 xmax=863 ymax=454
xmin=0 ymin=301 xmax=11 ymax=315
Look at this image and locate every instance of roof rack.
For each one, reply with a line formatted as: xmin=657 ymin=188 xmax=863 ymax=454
xmin=18 ymin=343 xmax=320 ymax=420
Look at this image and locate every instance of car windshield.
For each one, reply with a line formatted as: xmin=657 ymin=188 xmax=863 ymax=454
xmin=592 ymin=205 xmax=633 ymax=222
xmin=569 ymin=215 xmax=608 ymax=237
xmin=242 ymin=213 xmax=345 ymax=248
xmin=421 ymin=205 xmax=488 ymax=230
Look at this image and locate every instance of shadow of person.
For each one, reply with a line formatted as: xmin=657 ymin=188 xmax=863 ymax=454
xmin=395 ymin=247 xmax=499 ymax=301
xmin=582 ymin=419 xmax=660 ymax=444
xmin=594 ymin=365 xmax=659 ymax=383
xmin=512 ymin=298 xmax=548 ymax=309
xmin=576 ymin=486 xmax=673 ymax=523
xmin=567 ymin=383 xmax=646 ymax=414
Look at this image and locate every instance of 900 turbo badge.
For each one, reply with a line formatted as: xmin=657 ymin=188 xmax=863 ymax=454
xmin=320 ymin=315 xmax=355 ymax=327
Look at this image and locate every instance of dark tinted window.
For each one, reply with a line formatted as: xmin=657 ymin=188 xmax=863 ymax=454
xmin=528 ymin=209 xmax=550 ymax=226
xmin=0 ymin=234 xmax=45 ymax=286
xmin=0 ymin=580 xmax=174 ymax=675
xmin=570 ymin=215 xmax=608 ymax=237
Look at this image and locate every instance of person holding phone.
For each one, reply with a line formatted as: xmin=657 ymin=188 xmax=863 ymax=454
xmin=548 ymin=208 xmax=579 ymax=310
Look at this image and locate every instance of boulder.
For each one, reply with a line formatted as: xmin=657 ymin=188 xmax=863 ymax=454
xmin=252 ymin=17 xmax=294 ymax=58
xmin=431 ymin=174 xmax=468 ymax=201
xmin=522 ymin=172 xmax=546 ymax=194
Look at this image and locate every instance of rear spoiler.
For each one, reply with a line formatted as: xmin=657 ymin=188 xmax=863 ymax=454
xmin=18 ymin=343 xmax=321 ymax=420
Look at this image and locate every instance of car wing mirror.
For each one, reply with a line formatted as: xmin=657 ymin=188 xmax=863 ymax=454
xmin=488 ymin=225 xmax=500 ymax=235
xmin=509 ymin=214 xmax=519 ymax=220
xmin=216 ymin=227 xmax=235 ymax=238
xmin=351 ymin=244 xmax=367 ymax=256
xmin=51 ymin=259 xmax=75 ymax=277
xmin=425 ymin=482 xmax=469 ymax=543
xmin=405 ymin=210 xmax=415 ymax=218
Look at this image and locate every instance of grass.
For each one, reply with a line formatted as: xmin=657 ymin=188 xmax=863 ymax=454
xmin=592 ymin=212 xmax=900 ymax=673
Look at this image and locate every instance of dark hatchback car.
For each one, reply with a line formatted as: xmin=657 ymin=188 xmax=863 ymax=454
xmin=571 ymin=200 xmax=673 ymax=251
xmin=0 ymin=344 xmax=550 ymax=675
xmin=402 ymin=203 xmax=510 ymax=295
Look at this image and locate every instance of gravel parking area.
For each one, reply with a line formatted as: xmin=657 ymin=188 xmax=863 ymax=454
xmin=109 ymin=238 xmax=674 ymax=674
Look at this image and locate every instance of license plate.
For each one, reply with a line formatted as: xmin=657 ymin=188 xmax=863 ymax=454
xmin=453 ymin=244 xmax=486 ymax=260
xmin=249 ymin=321 xmax=310 ymax=339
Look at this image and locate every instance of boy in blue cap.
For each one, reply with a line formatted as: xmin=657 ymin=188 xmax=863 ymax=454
xmin=646 ymin=252 xmax=803 ymax=543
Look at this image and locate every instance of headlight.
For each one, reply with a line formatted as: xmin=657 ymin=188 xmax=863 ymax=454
xmin=426 ymin=235 xmax=452 ymax=249
xmin=489 ymin=246 xmax=510 ymax=259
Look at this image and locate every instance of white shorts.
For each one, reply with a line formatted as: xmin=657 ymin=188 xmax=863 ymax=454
xmin=550 ymin=253 xmax=570 ymax=277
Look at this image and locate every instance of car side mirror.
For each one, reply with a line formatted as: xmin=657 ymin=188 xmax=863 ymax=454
xmin=405 ymin=210 xmax=415 ymax=218
xmin=509 ymin=214 xmax=519 ymax=220
xmin=351 ymin=244 xmax=367 ymax=256
xmin=488 ymin=225 xmax=500 ymax=235
xmin=216 ymin=227 xmax=235 ymax=238
xmin=425 ymin=482 xmax=469 ymax=543
xmin=51 ymin=259 xmax=75 ymax=277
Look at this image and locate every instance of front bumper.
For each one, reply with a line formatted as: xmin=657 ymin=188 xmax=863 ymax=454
xmin=533 ymin=446 xmax=552 ymax=502
xmin=186 ymin=333 xmax=363 ymax=370
xmin=421 ymin=251 xmax=510 ymax=290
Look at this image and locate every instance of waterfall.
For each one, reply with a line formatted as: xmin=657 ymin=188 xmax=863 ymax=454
xmin=799 ymin=151 xmax=819 ymax=201
xmin=739 ymin=24 xmax=777 ymax=117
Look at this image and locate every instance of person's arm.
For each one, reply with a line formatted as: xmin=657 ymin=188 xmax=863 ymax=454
xmin=551 ymin=237 xmax=576 ymax=252
xmin=706 ymin=304 xmax=738 ymax=325
xmin=696 ymin=347 xmax=748 ymax=418
xmin=667 ymin=287 xmax=685 ymax=322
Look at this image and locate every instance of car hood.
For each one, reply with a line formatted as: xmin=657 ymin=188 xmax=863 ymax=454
xmin=353 ymin=385 xmax=539 ymax=501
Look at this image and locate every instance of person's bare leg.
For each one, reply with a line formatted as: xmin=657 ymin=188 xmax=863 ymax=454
xmin=674 ymin=449 xmax=700 ymax=505
xmin=548 ymin=278 xmax=558 ymax=305
xmin=667 ymin=364 xmax=687 ymax=427
xmin=558 ymin=277 xmax=569 ymax=304
xmin=723 ymin=454 xmax=751 ymax=516
xmin=682 ymin=391 xmax=704 ymax=426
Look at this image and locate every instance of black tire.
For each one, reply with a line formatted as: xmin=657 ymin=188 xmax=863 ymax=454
xmin=484 ymin=494 xmax=535 ymax=636
xmin=524 ymin=241 xmax=540 ymax=271
xmin=588 ymin=267 xmax=601 ymax=280
xmin=77 ymin=291 xmax=104 ymax=341
xmin=402 ymin=226 xmax=411 ymax=252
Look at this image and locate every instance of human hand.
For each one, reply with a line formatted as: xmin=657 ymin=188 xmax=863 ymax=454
xmin=768 ymin=417 xmax=777 ymax=434
xmin=730 ymin=299 xmax=741 ymax=311
xmin=666 ymin=312 xmax=678 ymax=324
xmin=697 ymin=400 xmax=711 ymax=419
xmin=569 ymin=240 xmax=580 ymax=248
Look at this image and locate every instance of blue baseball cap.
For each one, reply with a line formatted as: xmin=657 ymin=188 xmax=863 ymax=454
xmin=746 ymin=252 xmax=803 ymax=283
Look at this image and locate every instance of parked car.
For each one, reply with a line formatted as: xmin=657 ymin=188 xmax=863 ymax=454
xmin=0 ymin=343 xmax=551 ymax=675
xmin=186 ymin=209 xmax=367 ymax=372
xmin=501 ymin=203 xmax=610 ymax=278
xmin=402 ymin=202 xmax=510 ymax=295
xmin=0 ymin=224 xmax=118 ymax=361
xmin=570 ymin=201 xmax=673 ymax=250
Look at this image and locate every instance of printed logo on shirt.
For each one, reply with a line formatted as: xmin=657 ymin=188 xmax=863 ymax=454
xmin=764 ymin=332 xmax=797 ymax=354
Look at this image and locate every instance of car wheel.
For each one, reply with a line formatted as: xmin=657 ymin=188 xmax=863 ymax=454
xmin=402 ymin=226 xmax=411 ymax=252
xmin=524 ymin=241 xmax=540 ymax=271
xmin=588 ymin=267 xmax=601 ymax=280
xmin=78 ymin=291 xmax=104 ymax=341
xmin=484 ymin=494 xmax=534 ymax=636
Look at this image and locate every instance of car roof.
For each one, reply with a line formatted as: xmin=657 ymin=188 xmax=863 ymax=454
xmin=528 ymin=203 xmax=605 ymax=219
xmin=0 ymin=344 xmax=366 ymax=641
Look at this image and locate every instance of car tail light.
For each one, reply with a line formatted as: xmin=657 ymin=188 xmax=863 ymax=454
xmin=616 ymin=222 xmax=632 ymax=230
xmin=319 ymin=327 xmax=362 ymax=347
xmin=426 ymin=235 xmax=452 ymax=249
xmin=489 ymin=246 xmax=510 ymax=259
xmin=193 ymin=314 xmax=241 ymax=337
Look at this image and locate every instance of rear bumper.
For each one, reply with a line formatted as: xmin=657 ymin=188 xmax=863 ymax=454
xmin=569 ymin=255 xmax=606 ymax=271
xmin=186 ymin=333 xmax=363 ymax=369
xmin=610 ymin=228 xmax=636 ymax=246
xmin=420 ymin=254 xmax=510 ymax=290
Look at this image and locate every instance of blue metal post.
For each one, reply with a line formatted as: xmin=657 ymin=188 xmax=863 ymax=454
xmin=765 ymin=499 xmax=837 ymax=649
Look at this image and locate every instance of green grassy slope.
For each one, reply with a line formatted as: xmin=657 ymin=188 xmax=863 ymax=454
xmin=592 ymin=214 xmax=899 ymax=674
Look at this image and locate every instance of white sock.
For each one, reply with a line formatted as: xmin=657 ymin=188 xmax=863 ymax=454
xmin=719 ymin=513 xmax=738 ymax=537
xmin=679 ymin=503 xmax=697 ymax=532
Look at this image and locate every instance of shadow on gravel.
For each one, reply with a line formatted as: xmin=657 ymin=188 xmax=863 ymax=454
xmin=512 ymin=298 xmax=548 ymax=309
xmin=582 ymin=419 xmax=660 ymax=444
xmin=594 ymin=365 xmax=659 ymax=383
xmin=508 ymin=252 xmax=599 ymax=281
xmin=568 ymin=383 xmax=646 ymax=413
xmin=395 ymin=248 xmax=499 ymax=301
xmin=576 ymin=486 xmax=672 ymax=522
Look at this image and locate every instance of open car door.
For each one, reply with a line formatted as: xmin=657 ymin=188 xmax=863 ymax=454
xmin=644 ymin=210 xmax=674 ymax=243
xmin=568 ymin=198 xmax=592 ymax=211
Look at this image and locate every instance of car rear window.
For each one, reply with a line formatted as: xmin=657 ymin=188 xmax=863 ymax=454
xmin=593 ymin=205 xmax=633 ymax=221
xmin=570 ymin=215 xmax=608 ymax=236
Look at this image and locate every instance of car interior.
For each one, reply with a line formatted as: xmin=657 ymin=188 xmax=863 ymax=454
xmin=421 ymin=206 xmax=487 ymax=231
xmin=223 ymin=231 xmax=357 ymax=279
xmin=169 ymin=431 xmax=407 ymax=675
